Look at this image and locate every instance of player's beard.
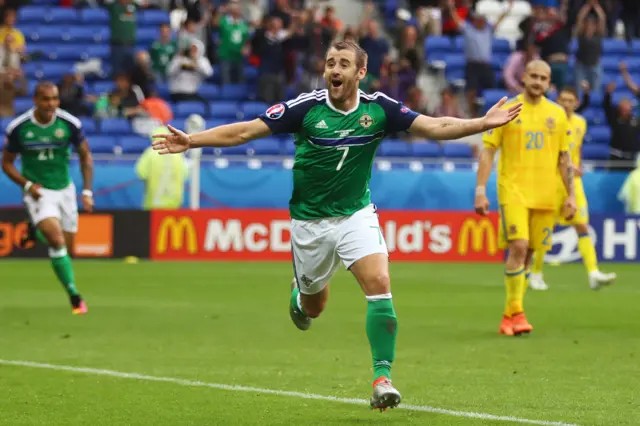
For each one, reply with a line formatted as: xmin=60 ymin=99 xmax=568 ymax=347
xmin=328 ymin=77 xmax=357 ymax=105
xmin=525 ymin=85 xmax=545 ymax=101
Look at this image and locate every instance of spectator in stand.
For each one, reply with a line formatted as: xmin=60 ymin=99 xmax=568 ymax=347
xmin=359 ymin=19 xmax=389 ymax=79
xmin=320 ymin=6 xmax=344 ymax=33
xmin=404 ymin=86 xmax=429 ymax=115
xmin=177 ymin=18 xmax=201 ymax=51
xmin=441 ymin=0 xmax=470 ymax=37
xmin=58 ymin=73 xmax=91 ymax=117
xmin=170 ymin=0 xmax=204 ymax=23
xmin=574 ymin=0 xmax=605 ymax=93
xmin=111 ymin=72 xmax=145 ymax=119
xmin=621 ymin=0 xmax=640 ymax=43
xmin=167 ymin=40 xmax=212 ymax=106
xmin=271 ymin=0 xmax=294 ymax=28
xmin=504 ymin=43 xmax=540 ymax=94
xmin=620 ymin=62 xmax=640 ymax=108
xmin=215 ymin=1 xmax=251 ymax=86
xmin=150 ymin=23 xmax=177 ymax=82
xmin=604 ymin=81 xmax=640 ymax=171
xmin=297 ymin=57 xmax=326 ymax=93
xmin=534 ymin=1 xmax=571 ymax=91
xmin=0 ymin=32 xmax=24 ymax=118
xmin=244 ymin=0 xmax=265 ymax=28
xmin=0 ymin=8 xmax=24 ymax=53
xmin=105 ymin=0 xmax=146 ymax=74
xmin=253 ymin=16 xmax=295 ymax=104
xmin=379 ymin=62 xmax=403 ymax=101
xmin=448 ymin=0 xmax=513 ymax=117
xmin=130 ymin=50 xmax=156 ymax=98
xmin=433 ymin=86 xmax=465 ymax=118
xmin=299 ymin=9 xmax=333 ymax=71
xmin=397 ymin=23 xmax=424 ymax=74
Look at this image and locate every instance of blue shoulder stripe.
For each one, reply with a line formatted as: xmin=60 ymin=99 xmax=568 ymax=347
xmin=309 ymin=131 xmax=385 ymax=147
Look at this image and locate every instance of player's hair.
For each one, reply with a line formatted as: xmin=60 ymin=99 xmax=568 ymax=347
xmin=328 ymin=40 xmax=368 ymax=69
xmin=34 ymin=81 xmax=58 ymax=98
xmin=560 ymin=86 xmax=579 ymax=99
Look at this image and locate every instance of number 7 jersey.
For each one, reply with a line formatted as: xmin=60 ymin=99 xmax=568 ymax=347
xmin=482 ymin=94 xmax=571 ymax=210
xmin=259 ymin=90 xmax=419 ymax=220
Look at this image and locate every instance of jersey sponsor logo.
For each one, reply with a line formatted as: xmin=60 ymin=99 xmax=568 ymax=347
xmin=315 ymin=120 xmax=328 ymax=129
xmin=334 ymin=129 xmax=355 ymax=138
xmin=458 ymin=218 xmax=497 ymax=256
xmin=359 ymin=114 xmax=374 ymax=129
xmin=265 ymin=103 xmax=286 ymax=120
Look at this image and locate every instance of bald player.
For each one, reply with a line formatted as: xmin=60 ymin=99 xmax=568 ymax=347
xmin=474 ymin=60 xmax=576 ymax=336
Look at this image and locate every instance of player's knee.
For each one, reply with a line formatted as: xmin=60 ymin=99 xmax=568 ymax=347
xmin=363 ymin=273 xmax=391 ymax=296
xmin=47 ymin=233 xmax=66 ymax=249
xmin=508 ymin=241 xmax=529 ymax=263
xmin=575 ymin=224 xmax=589 ymax=235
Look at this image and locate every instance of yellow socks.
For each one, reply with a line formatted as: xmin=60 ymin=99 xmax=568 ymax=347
xmin=578 ymin=233 xmax=598 ymax=274
xmin=504 ymin=267 xmax=525 ymax=316
xmin=532 ymin=250 xmax=545 ymax=275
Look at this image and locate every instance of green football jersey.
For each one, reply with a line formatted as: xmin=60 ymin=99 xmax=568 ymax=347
xmin=259 ymin=90 xmax=419 ymax=220
xmin=5 ymin=109 xmax=85 ymax=190
xmin=218 ymin=15 xmax=250 ymax=62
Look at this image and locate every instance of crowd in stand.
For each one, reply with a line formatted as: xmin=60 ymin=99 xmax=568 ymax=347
xmin=0 ymin=0 xmax=639 ymax=163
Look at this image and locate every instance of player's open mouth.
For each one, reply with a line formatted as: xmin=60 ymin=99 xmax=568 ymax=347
xmin=331 ymin=80 xmax=343 ymax=88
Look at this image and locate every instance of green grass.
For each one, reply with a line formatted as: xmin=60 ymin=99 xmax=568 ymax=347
xmin=1 ymin=260 xmax=639 ymax=426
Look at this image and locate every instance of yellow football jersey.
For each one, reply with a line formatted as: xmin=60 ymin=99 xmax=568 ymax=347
xmin=483 ymin=94 xmax=571 ymax=210
xmin=567 ymin=113 xmax=587 ymax=169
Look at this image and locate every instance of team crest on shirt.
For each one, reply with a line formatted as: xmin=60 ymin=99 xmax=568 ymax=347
xmin=546 ymin=117 xmax=556 ymax=130
xmin=509 ymin=225 xmax=517 ymax=235
xmin=359 ymin=113 xmax=374 ymax=129
xmin=265 ymin=103 xmax=285 ymax=120
xmin=54 ymin=128 xmax=65 ymax=139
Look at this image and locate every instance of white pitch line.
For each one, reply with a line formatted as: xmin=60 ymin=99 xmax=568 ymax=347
xmin=0 ymin=359 xmax=578 ymax=426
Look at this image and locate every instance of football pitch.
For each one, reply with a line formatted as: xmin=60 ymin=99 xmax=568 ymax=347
xmin=1 ymin=260 xmax=638 ymax=426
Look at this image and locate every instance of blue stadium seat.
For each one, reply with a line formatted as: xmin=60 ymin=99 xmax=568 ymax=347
xmin=443 ymin=143 xmax=473 ymax=158
xmin=582 ymin=144 xmax=610 ymax=160
xmin=483 ymin=89 xmax=509 ymax=107
xmin=444 ymin=54 xmax=466 ymax=71
xmin=623 ymin=58 xmax=640 ymax=73
xmin=379 ymin=140 xmax=412 ymax=157
xmin=283 ymin=138 xmax=296 ymax=155
xmin=32 ymin=0 xmax=59 ymax=4
xmin=80 ymin=118 xmax=97 ymax=134
xmin=412 ymin=142 xmax=442 ymax=158
xmin=245 ymin=66 xmax=259 ymax=82
xmin=86 ymin=45 xmax=110 ymax=60
xmin=101 ymin=118 xmax=131 ymax=135
xmin=40 ymin=62 xmax=73 ymax=80
xmin=209 ymin=101 xmax=240 ymax=119
xmin=1 ymin=118 xmax=11 ymax=132
xmin=18 ymin=6 xmax=46 ymax=23
xmin=602 ymin=38 xmax=630 ymax=56
xmin=175 ymin=101 xmax=207 ymax=117
xmin=251 ymin=138 xmax=282 ymax=155
xmin=120 ymin=136 xmax=150 ymax=154
xmin=54 ymin=45 xmax=86 ymax=61
xmin=612 ymin=91 xmax=637 ymax=106
xmin=581 ymin=108 xmax=606 ymax=125
xmin=215 ymin=144 xmax=250 ymax=156
xmin=587 ymin=126 xmax=611 ymax=144
xmin=453 ymin=36 xmax=465 ymax=51
xmin=14 ymin=98 xmax=33 ymax=114
xmin=139 ymin=10 xmax=170 ymax=26
xmin=204 ymin=119 xmax=229 ymax=129
xmin=425 ymin=36 xmax=452 ymax=61
xmin=27 ymin=80 xmax=38 ymax=96
xmin=198 ymin=84 xmax=220 ymax=100
xmin=89 ymin=136 xmax=117 ymax=154
xmin=156 ymin=82 xmax=169 ymax=98
xmin=26 ymin=43 xmax=56 ymax=59
xmin=81 ymin=8 xmax=110 ymax=25
xmin=137 ymin=28 xmax=159 ymax=45
xmin=220 ymin=84 xmax=249 ymax=100
xmin=22 ymin=62 xmax=41 ymax=79
xmin=242 ymin=101 xmax=269 ymax=119
xmin=601 ymin=56 xmax=621 ymax=73
xmin=29 ymin=27 xmax=67 ymax=42
xmin=48 ymin=8 xmax=79 ymax=24
xmin=445 ymin=68 xmax=465 ymax=82
xmin=492 ymin=38 xmax=511 ymax=54
xmin=92 ymin=81 xmax=115 ymax=94
xmin=68 ymin=26 xmax=109 ymax=43
xmin=588 ymin=91 xmax=604 ymax=107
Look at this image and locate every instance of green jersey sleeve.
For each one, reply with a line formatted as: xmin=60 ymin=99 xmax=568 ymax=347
xmin=5 ymin=124 xmax=22 ymax=153
xmin=258 ymin=91 xmax=326 ymax=135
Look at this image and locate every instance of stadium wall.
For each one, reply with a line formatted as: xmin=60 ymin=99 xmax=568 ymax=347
xmin=0 ymin=164 xmax=630 ymax=213
xmin=1 ymin=209 xmax=639 ymax=263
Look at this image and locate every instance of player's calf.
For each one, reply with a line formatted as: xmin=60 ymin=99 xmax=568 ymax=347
xmin=289 ymin=279 xmax=328 ymax=330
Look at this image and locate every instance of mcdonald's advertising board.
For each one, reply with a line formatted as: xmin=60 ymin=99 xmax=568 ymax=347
xmin=150 ymin=209 xmax=503 ymax=262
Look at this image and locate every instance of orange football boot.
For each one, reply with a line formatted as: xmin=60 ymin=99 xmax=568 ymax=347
xmin=511 ymin=312 xmax=533 ymax=335
xmin=498 ymin=315 xmax=514 ymax=336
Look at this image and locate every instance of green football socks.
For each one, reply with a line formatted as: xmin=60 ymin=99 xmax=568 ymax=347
xmin=49 ymin=247 xmax=79 ymax=297
xmin=35 ymin=228 xmax=49 ymax=245
xmin=366 ymin=295 xmax=397 ymax=381
xmin=290 ymin=286 xmax=306 ymax=315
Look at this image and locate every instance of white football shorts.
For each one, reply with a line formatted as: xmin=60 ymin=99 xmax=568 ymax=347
xmin=290 ymin=203 xmax=388 ymax=295
xmin=23 ymin=182 xmax=79 ymax=233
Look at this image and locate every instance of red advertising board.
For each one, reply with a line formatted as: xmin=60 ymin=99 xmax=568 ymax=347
xmin=150 ymin=209 xmax=502 ymax=262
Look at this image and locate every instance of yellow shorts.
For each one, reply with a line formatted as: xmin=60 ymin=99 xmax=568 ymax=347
xmin=498 ymin=204 xmax=555 ymax=251
xmin=556 ymin=180 xmax=589 ymax=226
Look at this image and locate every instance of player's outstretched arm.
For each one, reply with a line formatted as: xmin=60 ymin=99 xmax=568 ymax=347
xmin=558 ymin=151 xmax=577 ymax=220
xmin=152 ymin=119 xmax=272 ymax=154
xmin=474 ymin=147 xmax=496 ymax=216
xmin=408 ymin=97 xmax=522 ymax=141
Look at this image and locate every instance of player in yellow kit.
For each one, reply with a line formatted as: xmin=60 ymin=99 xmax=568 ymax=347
xmin=529 ymin=87 xmax=616 ymax=291
xmin=474 ymin=60 xmax=576 ymax=336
